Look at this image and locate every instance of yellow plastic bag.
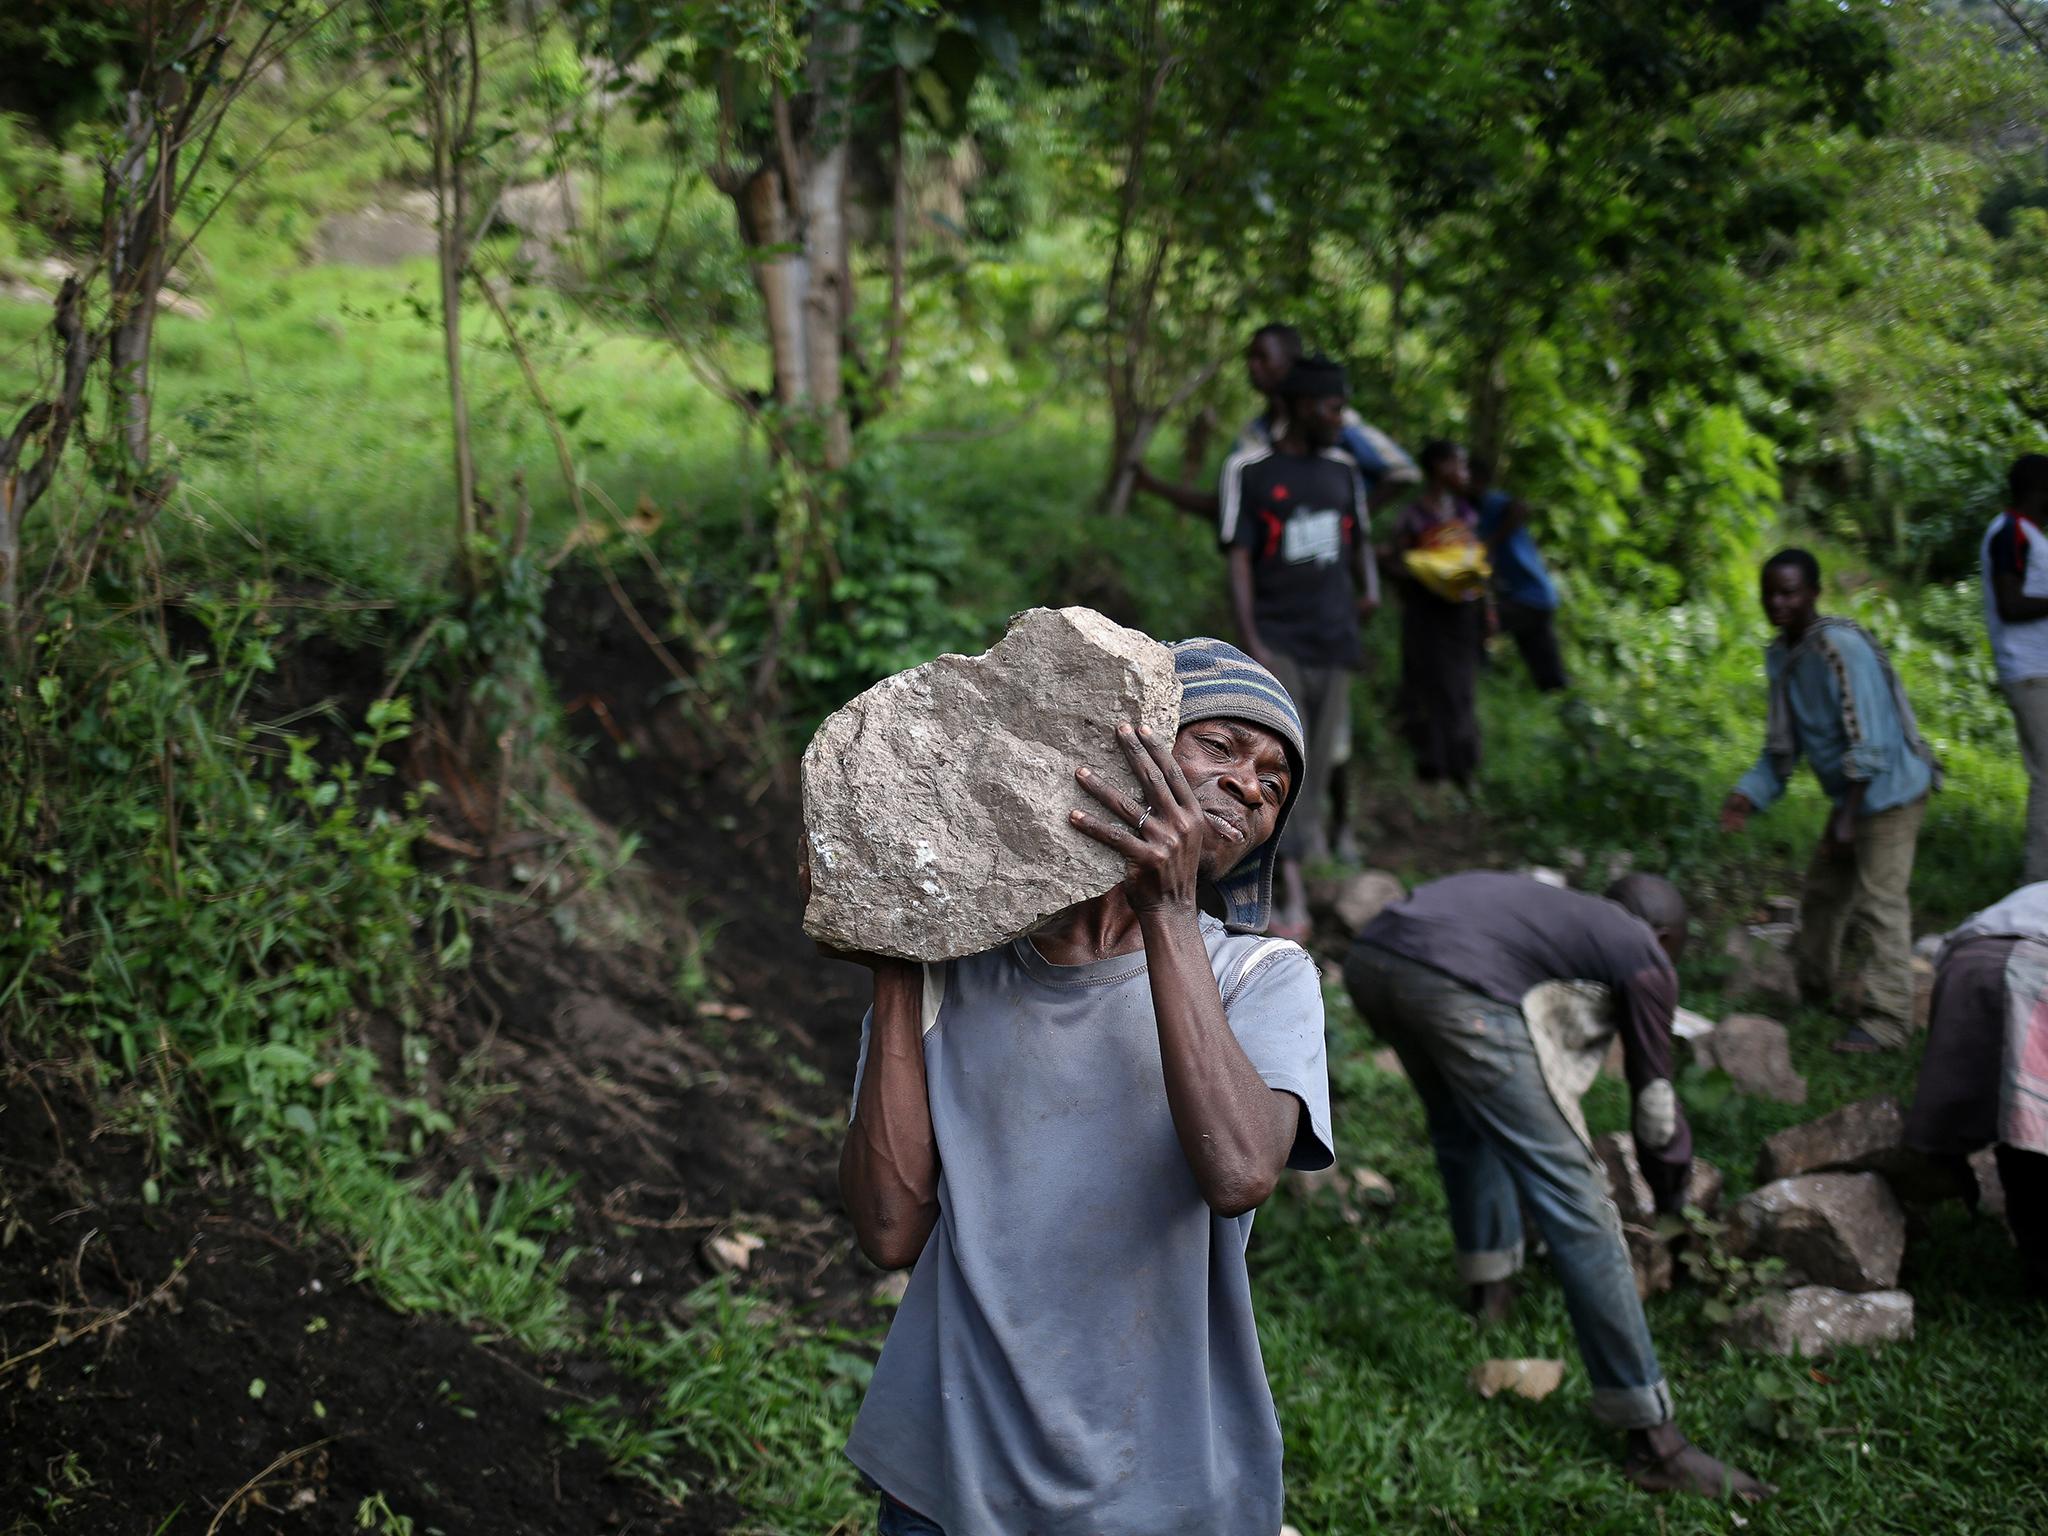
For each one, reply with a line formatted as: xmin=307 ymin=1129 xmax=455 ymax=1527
xmin=1403 ymin=542 xmax=1492 ymax=602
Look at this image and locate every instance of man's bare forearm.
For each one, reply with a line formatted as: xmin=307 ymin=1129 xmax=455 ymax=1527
xmin=1140 ymin=908 xmax=1298 ymax=1216
xmin=838 ymin=963 xmax=940 ymax=1269
xmin=1135 ymin=467 xmax=1221 ymax=519
xmin=1355 ymin=544 xmax=1380 ymax=607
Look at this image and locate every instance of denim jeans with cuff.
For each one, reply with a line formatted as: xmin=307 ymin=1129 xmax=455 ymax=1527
xmin=1344 ymin=942 xmax=1674 ymax=1430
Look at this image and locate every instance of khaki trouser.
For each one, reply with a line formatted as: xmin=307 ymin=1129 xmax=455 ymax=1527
xmin=2007 ymin=677 xmax=2048 ymax=886
xmin=1265 ymin=652 xmax=1350 ymax=862
xmin=1794 ymin=795 xmax=1925 ymax=1047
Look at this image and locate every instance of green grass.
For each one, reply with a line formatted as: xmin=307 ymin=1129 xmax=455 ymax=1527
xmin=1253 ymin=981 xmax=2048 ymax=1536
xmin=566 ymin=1285 xmax=879 ymax=1532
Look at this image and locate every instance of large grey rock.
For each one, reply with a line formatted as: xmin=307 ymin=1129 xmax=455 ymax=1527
xmin=1690 ymin=1014 xmax=1808 ymax=1105
xmin=1755 ymin=1095 xmax=1907 ymax=1184
xmin=1717 ymin=1286 xmax=1914 ymax=1357
xmin=1729 ymin=1172 xmax=1905 ymax=1291
xmin=1593 ymin=1133 xmax=1724 ymax=1297
xmin=1722 ymin=922 xmax=1798 ymax=1005
xmin=801 ymin=607 xmax=1181 ymax=961
xmin=1333 ymin=869 xmax=1404 ymax=933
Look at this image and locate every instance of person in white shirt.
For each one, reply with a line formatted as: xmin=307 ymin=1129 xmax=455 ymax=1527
xmin=1983 ymin=454 xmax=2048 ymax=883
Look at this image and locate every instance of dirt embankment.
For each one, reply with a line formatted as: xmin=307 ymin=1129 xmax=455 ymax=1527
xmin=0 ymin=580 xmax=880 ymax=1533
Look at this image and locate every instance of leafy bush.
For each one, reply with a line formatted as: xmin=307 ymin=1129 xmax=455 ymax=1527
xmin=0 ymin=583 xmax=456 ymax=1177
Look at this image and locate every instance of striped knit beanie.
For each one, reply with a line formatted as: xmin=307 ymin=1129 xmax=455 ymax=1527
xmin=1169 ymin=638 xmax=1307 ymax=933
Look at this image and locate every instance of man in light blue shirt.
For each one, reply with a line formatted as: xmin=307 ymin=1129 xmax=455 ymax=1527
xmin=1981 ymin=453 xmax=2048 ymax=883
xmin=1722 ymin=548 xmax=1939 ymax=1051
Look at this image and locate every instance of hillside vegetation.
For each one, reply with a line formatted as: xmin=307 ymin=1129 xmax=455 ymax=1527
xmin=1 ymin=2 xmax=2045 ymax=1532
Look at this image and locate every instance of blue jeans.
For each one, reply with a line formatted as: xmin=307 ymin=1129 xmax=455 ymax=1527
xmin=1344 ymin=942 xmax=1674 ymax=1430
xmin=877 ymin=1492 xmax=946 ymax=1535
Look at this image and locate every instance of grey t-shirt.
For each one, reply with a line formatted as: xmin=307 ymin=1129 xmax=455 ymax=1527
xmin=844 ymin=915 xmax=1334 ymax=1536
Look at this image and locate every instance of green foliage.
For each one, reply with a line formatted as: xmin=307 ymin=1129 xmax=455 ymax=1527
xmin=354 ymin=1492 xmax=418 ymax=1536
xmin=0 ymin=583 xmax=452 ymax=1175
xmin=773 ymin=442 xmax=987 ymax=721
xmin=562 ymin=1283 xmax=875 ymax=1527
xmin=316 ymin=1162 xmax=579 ymax=1354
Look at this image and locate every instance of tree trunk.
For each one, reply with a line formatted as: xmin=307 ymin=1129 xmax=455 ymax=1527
xmin=427 ymin=33 xmax=479 ymax=598
xmin=1100 ymin=409 xmax=1161 ymax=520
xmin=1466 ymin=333 xmax=1510 ymax=472
xmin=739 ymin=167 xmax=810 ymax=410
xmin=437 ymin=209 xmax=478 ymax=592
xmin=1178 ymin=404 xmax=1216 ymax=490
xmin=800 ymin=145 xmax=852 ymax=471
xmin=0 ymin=477 xmax=20 ymax=662
xmin=108 ymin=89 xmax=166 ymax=486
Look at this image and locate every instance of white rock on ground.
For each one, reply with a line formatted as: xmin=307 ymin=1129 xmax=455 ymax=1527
xmin=313 ymin=191 xmax=440 ymax=266
xmin=801 ymin=607 xmax=1180 ymax=962
xmin=1468 ymin=1358 xmax=1566 ymax=1402
xmin=1729 ymin=1172 xmax=1905 ymax=1291
xmin=703 ymin=1231 xmax=765 ymax=1275
xmin=1717 ymin=1286 xmax=1914 ymax=1357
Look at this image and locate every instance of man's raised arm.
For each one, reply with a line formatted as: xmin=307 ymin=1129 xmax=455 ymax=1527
xmin=1071 ymin=724 xmax=1300 ymax=1215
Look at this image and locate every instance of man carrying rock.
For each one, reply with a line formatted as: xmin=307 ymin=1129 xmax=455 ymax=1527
xmin=1343 ymin=870 xmax=1769 ymax=1501
xmin=1221 ymin=356 xmax=1383 ymax=936
xmin=833 ymin=639 xmax=1333 ymax=1536
xmin=1721 ymin=548 xmax=1940 ymax=1053
xmin=1905 ymin=880 xmax=2048 ymax=1292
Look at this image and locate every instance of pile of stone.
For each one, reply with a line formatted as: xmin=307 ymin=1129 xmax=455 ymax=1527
xmin=1709 ymin=1095 xmax=1923 ymax=1358
xmin=1591 ymin=1083 xmax=1921 ymax=1359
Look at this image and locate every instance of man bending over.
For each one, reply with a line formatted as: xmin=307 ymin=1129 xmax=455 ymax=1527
xmin=1343 ymin=870 xmax=1769 ymax=1501
xmin=834 ymin=639 xmax=1333 ymax=1536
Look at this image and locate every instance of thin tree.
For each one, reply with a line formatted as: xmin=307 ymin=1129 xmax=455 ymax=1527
xmin=0 ymin=0 xmax=342 ymax=665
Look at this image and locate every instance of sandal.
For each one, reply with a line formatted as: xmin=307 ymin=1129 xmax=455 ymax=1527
xmin=1829 ymin=1025 xmax=1889 ymax=1054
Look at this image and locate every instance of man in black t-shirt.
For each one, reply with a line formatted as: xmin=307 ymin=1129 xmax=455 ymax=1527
xmin=1220 ymin=355 xmax=1379 ymax=937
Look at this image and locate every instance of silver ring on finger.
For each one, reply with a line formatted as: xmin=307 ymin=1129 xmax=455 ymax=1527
xmin=1133 ymin=805 xmax=1152 ymax=834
